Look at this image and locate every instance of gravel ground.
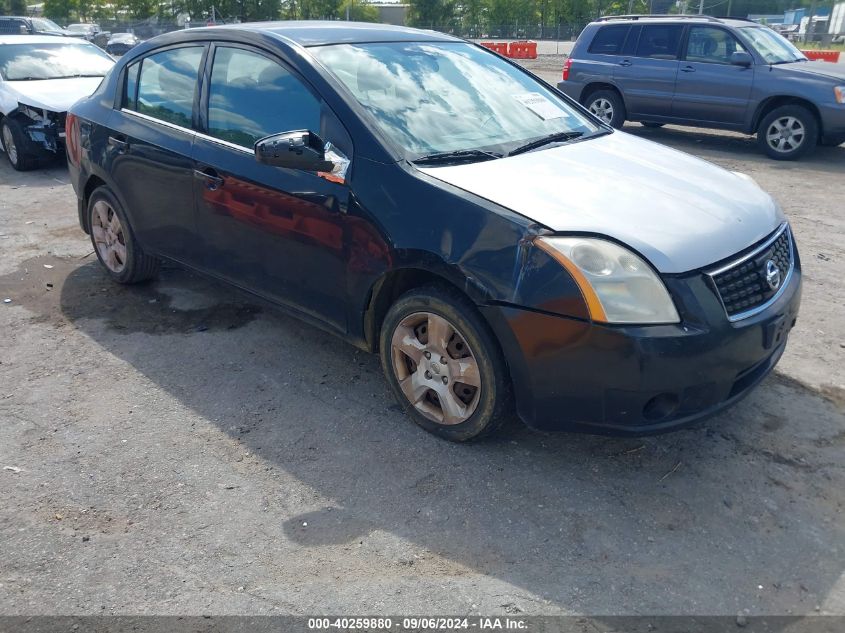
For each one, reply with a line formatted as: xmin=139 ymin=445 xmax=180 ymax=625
xmin=0 ymin=73 xmax=843 ymax=617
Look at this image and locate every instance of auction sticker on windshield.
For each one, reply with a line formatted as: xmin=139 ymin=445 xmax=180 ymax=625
xmin=513 ymin=92 xmax=568 ymax=120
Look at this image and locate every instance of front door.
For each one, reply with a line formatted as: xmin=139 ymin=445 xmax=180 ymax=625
xmin=614 ymin=23 xmax=683 ymax=118
xmin=672 ymin=26 xmax=754 ymax=125
xmin=192 ymin=44 xmax=352 ymax=331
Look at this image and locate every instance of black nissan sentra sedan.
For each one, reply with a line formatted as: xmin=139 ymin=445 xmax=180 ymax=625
xmin=66 ymin=22 xmax=801 ymax=441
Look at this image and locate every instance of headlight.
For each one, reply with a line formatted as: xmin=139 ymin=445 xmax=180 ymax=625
xmin=835 ymin=86 xmax=845 ymax=105
xmin=535 ymin=236 xmax=680 ymax=324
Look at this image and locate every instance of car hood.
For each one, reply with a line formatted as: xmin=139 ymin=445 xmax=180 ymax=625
xmin=417 ymin=131 xmax=783 ymax=274
xmin=773 ymin=60 xmax=845 ymax=81
xmin=4 ymin=77 xmax=104 ymax=112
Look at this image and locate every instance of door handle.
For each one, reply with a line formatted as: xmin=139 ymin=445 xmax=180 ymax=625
xmin=681 ymin=66 xmax=696 ymax=73
xmin=619 ymin=59 xmax=632 ymax=67
xmin=108 ymin=135 xmax=128 ymax=151
xmin=194 ymin=168 xmax=224 ymax=191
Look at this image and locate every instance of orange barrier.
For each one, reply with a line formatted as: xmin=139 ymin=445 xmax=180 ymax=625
xmin=508 ymin=41 xmax=538 ymax=59
xmin=479 ymin=41 xmax=538 ymax=59
xmin=801 ymin=50 xmax=841 ymax=63
xmin=480 ymin=41 xmax=509 ymax=56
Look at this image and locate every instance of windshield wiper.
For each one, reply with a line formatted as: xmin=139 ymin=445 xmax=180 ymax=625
xmin=507 ymin=131 xmax=584 ymax=157
xmin=412 ymin=149 xmax=503 ymax=166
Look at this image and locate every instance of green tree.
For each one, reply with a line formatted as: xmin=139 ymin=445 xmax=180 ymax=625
xmin=408 ymin=0 xmax=456 ymax=28
xmin=9 ymin=0 xmax=29 ymax=15
xmin=339 ymin=0 xmax=379 ymax=21
xmin=44 ymin=0 xmax=77 ymax=22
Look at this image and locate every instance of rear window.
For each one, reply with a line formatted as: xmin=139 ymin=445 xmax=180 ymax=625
xmin=589 ymin=26 xmax=631 ymax=55
xmin=635 ymin=24 xmax=683 ymax=59
xmin=0 ymin=18 xmax=27 ymax=34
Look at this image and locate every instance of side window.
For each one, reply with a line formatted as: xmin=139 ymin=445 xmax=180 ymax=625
xmin=129 ymin=46 xmax=203 ymax=128
xmin=686 ymin=27 xmax=746 ymax=64
xmin=123 ymin=62 xmax=140 ymax=110
xmin=621 ymin=25 xmax=641 ymax=56
xmin=207 ymin=47 xmax=321 ymax=149
xmin=635 ymin=25 xmax=684 ymax=60
xmin=588 ymin=26 xmax=630 ymax=55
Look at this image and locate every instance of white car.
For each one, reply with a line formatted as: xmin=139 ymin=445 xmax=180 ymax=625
xmin=0 ymin=35 xmax=114 ymax=170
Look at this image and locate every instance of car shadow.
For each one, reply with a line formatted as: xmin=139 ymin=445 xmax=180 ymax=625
xmin=624 ymin=123 xmax=845 ymax=174
xmin=4 ymin=254 xmax=843 ymax=615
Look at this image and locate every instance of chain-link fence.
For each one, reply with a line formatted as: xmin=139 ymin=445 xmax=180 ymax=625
xmin=408 ymin=23 xmax=588 ymax=41
xmin=89 ymin=18 xmax=589 ymax=44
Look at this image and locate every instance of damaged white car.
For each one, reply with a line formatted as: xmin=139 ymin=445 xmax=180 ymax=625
xmin=0 ymin=35 xmax=114 ymax=170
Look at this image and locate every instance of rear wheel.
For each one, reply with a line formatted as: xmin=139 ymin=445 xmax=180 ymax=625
xmin=584 ymin=89 xmax=626 ymax=129
xmin=1 ymin=118 xmax=39 ymax=171
xmin=379 ymin=285 xmax=512 ymax=442
xmin=88 ymin=186 xmax=159 ymax=284
xmin=757 ymin=105 xmax=818 ymax=160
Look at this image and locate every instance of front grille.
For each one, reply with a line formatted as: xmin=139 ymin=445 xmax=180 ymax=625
xmin=708 ymin=224 xmax=793 ymax=321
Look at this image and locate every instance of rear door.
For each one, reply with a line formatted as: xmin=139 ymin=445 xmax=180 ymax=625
xmin=671 ymin=26 xmax=754 ymax=125
xmin=614 ymin=23 xmax=683 ymax=117
xmin=191 ymin=44 xmax=352 ymax=330
xmin=107 ymin=44 xmax=205 ymax=265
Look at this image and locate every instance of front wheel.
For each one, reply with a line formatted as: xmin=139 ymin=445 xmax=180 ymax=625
xmin=1 ymin=118 xmax=39 ymax=171
xmin=757 ymin=105 xmax=818 ymax=160
xmin=584 ymin=89 xmax=626 ymax=129
xmin=379 ymin=285 xmax=512 ymax=442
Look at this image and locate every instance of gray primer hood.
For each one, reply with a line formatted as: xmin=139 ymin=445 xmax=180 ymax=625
xmin=419 ymin=131 xmax=783 ymax=274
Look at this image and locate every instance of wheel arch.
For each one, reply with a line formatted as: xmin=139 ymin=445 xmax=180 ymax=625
xmin=580 ymin=82 xmax=626 ymax=108
xmin=362 ymin=265 xmax=493 ymax=354
xmin=751 ymin=96 xmax=823 ymax=138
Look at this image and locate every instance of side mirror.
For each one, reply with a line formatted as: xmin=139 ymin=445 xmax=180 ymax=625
xmin=255 ymin=130 xmax=334 ymax=172
xmin=731 ymin=51 xmax=753 ymax=67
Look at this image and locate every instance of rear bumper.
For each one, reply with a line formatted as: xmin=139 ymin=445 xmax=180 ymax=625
xmin=556 ymin=80 xmax=586 ymax=102
xmin=481 ymin=264 xmax=802 ymax=436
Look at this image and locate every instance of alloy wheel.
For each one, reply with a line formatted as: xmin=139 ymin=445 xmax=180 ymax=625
xmin=390 ymin=311 xmax=482 ymax=425
xmin=91 ymin=200 xmax=127 ymax=273
xmin=2 ymin=125 xmax=18 ymax=165
xmin=766 ymin=116 xmax=805 ymax=154
xmin=589 ymin=98 xmax=614 ymax=124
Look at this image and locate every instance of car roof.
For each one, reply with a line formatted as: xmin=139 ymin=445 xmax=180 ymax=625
xmin=191 ymin=20 xmax=460 ymax=46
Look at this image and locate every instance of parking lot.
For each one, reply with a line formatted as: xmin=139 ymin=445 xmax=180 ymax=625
xmin=1 ymin=55 xmax=844 ymax=619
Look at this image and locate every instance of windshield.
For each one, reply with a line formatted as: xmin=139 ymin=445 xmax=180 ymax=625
xmin=311 ymin=41 xmax=600 ymax=159
xmin=0 ymin=42 xmax=114 ymax=80
xmin=740 ymin=26 xmax=807 ymax=64
xmin=31 ymin=18 xmax=64 ymax=33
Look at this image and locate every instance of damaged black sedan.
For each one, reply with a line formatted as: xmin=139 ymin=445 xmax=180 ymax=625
xmin=0 ymin=35 xmax=114 ymax=170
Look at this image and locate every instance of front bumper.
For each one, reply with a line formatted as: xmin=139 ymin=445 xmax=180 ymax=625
xmin=819 ymin=103 xmax=845 ymax=145
xmin=481 ymin=257 xmax=802 ymax=435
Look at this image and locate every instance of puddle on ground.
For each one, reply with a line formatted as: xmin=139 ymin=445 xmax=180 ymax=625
xmin=0 ymin=255 xmax=261 ymax=335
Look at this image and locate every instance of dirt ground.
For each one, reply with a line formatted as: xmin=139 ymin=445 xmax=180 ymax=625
xmin=0 ymin=75 xmax=844 ymax=617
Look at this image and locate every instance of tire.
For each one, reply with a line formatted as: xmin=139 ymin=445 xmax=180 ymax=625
xmin=584 ymin=89 xmax=626 ymax=129
xmin=87 ymin=186 xmax=159 ymax=284
xmin=1 ymin=117 xmax=40 ymax=171
xmin=641 ymin=121 xmax=664 ymax=128
xmin=379 ymin=284 xmax=512 ymax=442
xmin=757 ymin=105 xmax=818 ymax=160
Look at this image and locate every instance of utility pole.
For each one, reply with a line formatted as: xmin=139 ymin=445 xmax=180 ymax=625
xmin=698 ymin=0 xmax=704 ymax=15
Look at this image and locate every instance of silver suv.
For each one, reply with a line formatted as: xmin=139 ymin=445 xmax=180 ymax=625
xmin=558 ymin=15 xmax=845 ymax=160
